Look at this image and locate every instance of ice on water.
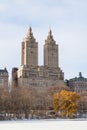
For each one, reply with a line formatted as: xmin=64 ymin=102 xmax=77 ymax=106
xmin=0 ymin=119 xmax=87 ymax=130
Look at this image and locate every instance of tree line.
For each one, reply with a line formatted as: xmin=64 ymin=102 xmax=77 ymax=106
xmin=0 ymin=84 xmax=86 ymax=120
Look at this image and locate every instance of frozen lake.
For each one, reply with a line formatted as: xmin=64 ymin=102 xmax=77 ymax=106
xmin=0 ymin=119 xmax=87 ymax=130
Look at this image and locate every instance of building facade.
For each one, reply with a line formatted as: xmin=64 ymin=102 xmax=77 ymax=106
xmin=21 ymin=27 xmax=38 ymax=66
xmin=12 ymin=67 xmax=18 ymax=87
xmin=44 ymin=29 xmax=58 ymax=68
xmin=0 ymin=68 xmax=8 ymax=88
xmin=66 ymin=72 xmax=87 ymax=94
xmin=17 ymin=27 xmax=64 ymax=88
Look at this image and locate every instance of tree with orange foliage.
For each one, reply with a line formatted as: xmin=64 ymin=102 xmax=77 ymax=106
xmin=53 ymin=90 xmax=80 ymax=118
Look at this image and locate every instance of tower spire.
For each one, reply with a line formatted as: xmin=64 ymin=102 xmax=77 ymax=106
xmin=26 ymin=26 xmax=33 ymax=38
xmin=48 ymin=28 xmax=53 ymax=40
xmin=28 ymin=26 xmax=32 ymax=34
xmin=25 ymin=26 xmax=36 ymax=42
xmin=45 ymin=28 xmax=56 ymax=45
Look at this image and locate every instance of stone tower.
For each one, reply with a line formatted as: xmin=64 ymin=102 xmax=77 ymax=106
xmin=44 ymin=29 xmax=58 ymax=68
xmin=17 ymin=27 xmax=64 ymax=88
xmin=21 ymin=26 xmax=38 ymax=66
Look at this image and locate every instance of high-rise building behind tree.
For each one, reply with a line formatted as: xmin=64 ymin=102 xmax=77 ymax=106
xmin=0 ymin=68 xmax=8 ymax=88
xmin=66 ymin=72 xmax=87 ymax=94
xmin=15 ymin=27 xmax=64 ymax=88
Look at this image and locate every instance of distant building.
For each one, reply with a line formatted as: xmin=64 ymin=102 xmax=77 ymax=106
xmin=12 ymin=67 xmax=18 ymax=87
xmin=66 ymin=72 xmax=87 ymax=94
xmin=14 ymin=27 xmax=64 ymax=88
xmin=0 ymin=68 xmax=8 ymax=88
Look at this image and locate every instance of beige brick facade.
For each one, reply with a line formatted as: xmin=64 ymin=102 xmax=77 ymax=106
xmin=17 ymin=27 xmax=64 ymax=88
xmin=21 ymin=27 xmax=38 ymax=66
xmin=44 ymin=29 xmax=58 ymax=67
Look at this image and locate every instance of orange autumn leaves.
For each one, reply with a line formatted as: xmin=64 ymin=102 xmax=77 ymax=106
xmin=53 ymin=90 xmax=80 ymax=118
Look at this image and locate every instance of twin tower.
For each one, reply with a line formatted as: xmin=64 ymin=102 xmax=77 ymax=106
xmin=17 ymin=27 xmax=64 ymax=88
xmin=21 ymin=27 xmax=58 ymax=68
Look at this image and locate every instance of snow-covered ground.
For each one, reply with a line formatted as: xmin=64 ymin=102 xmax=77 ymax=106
xmin=0 ymin=119 xmax=87 ymax=130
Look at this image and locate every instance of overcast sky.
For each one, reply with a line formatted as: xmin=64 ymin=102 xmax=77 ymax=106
xmin=0 ymin=0 xmax=87 ymax=79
